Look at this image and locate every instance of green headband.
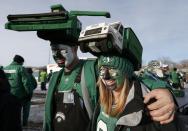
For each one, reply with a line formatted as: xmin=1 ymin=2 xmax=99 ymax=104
xmin=98 ymin=55 xmax=134 ymax=78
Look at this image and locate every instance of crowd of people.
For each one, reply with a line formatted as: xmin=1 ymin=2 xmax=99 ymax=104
xmin=156 ymin=64 xmax=186 ymax=90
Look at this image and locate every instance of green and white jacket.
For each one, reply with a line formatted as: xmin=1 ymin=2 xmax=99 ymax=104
xmin=4 ymin=61 xmax=32 ymax=101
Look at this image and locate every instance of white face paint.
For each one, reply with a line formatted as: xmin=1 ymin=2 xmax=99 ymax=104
xmin=60 ymin=46 xmax=75 ymax=67
xmin=51 ymin=44 xmax=75 ymax=68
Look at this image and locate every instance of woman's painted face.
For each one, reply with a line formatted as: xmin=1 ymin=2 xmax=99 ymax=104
xmin=51 ymin=44 xmax=75 ymax=68
xmin=99 ymin=66 xmax=125 ymax=90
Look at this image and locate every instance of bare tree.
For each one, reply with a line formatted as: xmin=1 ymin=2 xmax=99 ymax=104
xmin=157 ymin=57 xmax=176 ymax=68
xmin=180 ymin=59 xmax=188 ymax=68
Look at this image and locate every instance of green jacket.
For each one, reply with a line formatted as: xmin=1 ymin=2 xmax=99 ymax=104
xmin=138 ymin=71 xmax=171 ymax=90
xmin=40 ymin=71 xmax=47 ymax=83
xmin=44 ymin=60 xmax=97 ymax=131
xmin=170 ymin=70 xmax=181 ymax=84
xmin=4 ymin=61 xmax=32 ymax=100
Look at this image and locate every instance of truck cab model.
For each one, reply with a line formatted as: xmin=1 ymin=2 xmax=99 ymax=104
xmin=79 ymin=21 xmax=124 ymax=53
xmin=79 ymin=21 xmax=143 ymax=70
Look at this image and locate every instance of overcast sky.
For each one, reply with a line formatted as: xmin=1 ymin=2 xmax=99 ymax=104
xmin=0 ymin=0 xmax=188 ymax=66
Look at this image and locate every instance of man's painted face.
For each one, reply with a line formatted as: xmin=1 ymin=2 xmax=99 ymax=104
xmin=51 ymin=44 xmax=75 ymax=68
xmin=99 ymin=66 xmax=125 ymax=90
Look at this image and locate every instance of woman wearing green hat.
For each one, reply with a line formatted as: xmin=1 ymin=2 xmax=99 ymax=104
xmin=91 ymin=55 xmax=178 ymax=131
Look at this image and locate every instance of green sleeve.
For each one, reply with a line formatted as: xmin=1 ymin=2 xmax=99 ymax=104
xmin=138 ymin=71 xmax=172 ymax=90
xmin=84 ymin=60 xmax=98 ymax=108
xmin=138 ymin=71 xmax=180 ymax=105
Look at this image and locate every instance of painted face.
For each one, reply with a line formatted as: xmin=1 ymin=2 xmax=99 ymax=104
xmin=51 ymin=44 xmax=75 ymax=68
xmin=99 ymin=66 xmax=125 ymax=90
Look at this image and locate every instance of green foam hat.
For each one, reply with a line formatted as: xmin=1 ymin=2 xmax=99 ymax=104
xmin=98 ymin=55 xmax=134 ymax=78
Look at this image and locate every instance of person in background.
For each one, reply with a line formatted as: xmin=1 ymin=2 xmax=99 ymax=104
xmin=91 ymin=55 xmax=178 ymax=131
xmin=161 ymin=64 xmax=170 ymax=80
xmin=39 ymin=69 xmax=47 ymax=90
xmin=4 ymin=54 xmax=32 ymax=127
xmin=170 ymin=67 xmax=182 ymax=89
xmin=0 ymin=68 xmax=22 ymax=131
xmin=22 ymin=67 xmax=38 ymax=126
xmin=47 ymin=69 xmax=53 ymax=82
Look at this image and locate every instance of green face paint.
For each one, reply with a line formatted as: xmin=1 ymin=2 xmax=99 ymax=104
xmin=99 ymin=66 xmax=125 ymax=88
xmin=115 ymin=72 xmax=125 ymax=87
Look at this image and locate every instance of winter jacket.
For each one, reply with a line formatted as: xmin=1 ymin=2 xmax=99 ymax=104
xmin=170 ymin=70 xmax=181 ymax=84
xmin=0 ymin=69 xmax=22 ymax=131
xmin=4 ymin=61 xmax=32 ymax=101
xmin=91 ymin=80 xmax=178 ymax=131
xmin=0 ymin=92 xmax=22 ymax=131
xmin=40 ymin=71 xmax=47 ymax=83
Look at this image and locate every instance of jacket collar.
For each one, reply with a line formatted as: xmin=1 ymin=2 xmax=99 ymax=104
xmin=116 ymin=81 xmax=145 ymax=126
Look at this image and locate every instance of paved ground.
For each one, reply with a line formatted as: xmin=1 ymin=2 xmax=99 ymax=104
xmin=176 ymin=86 xmax=188 ymax=107
xmin=23 ymin=84 xmax=188 ymax=131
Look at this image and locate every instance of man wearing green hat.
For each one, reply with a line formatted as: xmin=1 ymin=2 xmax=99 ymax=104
xmin=44 ymin=42 xmax=97 ymax=131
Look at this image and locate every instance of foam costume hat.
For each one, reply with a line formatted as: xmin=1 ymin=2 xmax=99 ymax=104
xmin=98 ymin=55 xmax=134 ymax=78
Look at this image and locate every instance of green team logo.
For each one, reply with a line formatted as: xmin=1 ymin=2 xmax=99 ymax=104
xmin=103 ymin=57 xmax=112 ymax=64
xmin=97 ymin=120 xmax=131 ymax=131
xmin=97 ymin=120 xmax=107 ymax=131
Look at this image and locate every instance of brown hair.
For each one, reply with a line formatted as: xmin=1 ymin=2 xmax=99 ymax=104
xmin=97 ymin=77 xmax=130 ymax=117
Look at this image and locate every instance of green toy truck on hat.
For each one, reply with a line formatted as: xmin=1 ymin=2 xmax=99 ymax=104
xmin=5 ymin=4 xmax=110 ymax=44
xmin=79 ymin=22 xmax=143 ymax=70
